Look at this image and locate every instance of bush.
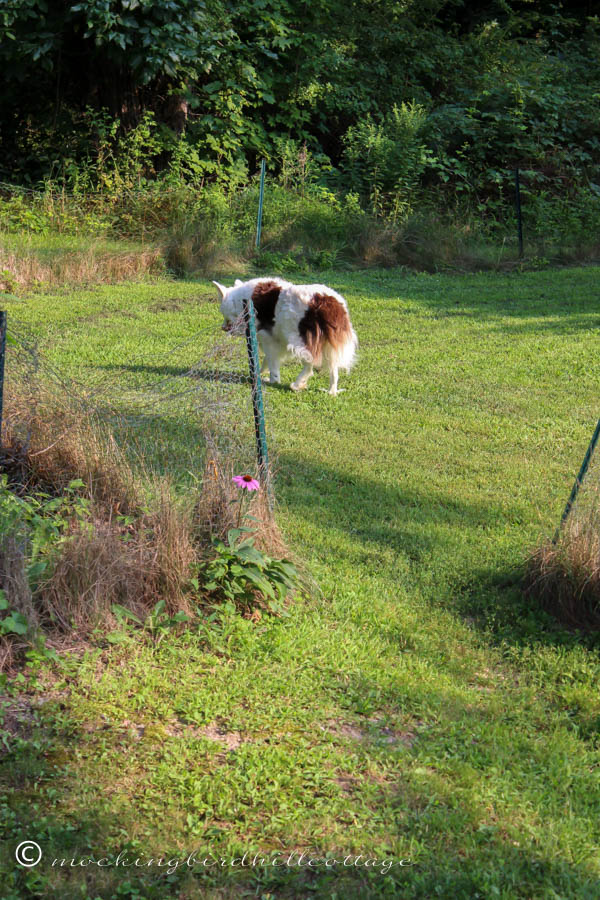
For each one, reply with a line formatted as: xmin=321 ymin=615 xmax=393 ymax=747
xmin=341 ymin=103 xmax=429 ymax=220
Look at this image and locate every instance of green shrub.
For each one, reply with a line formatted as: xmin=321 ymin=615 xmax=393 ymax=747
xmin=0 ymin=476 xmax=92 ymax=592
xmin=341 ymin=103 xmax=429 ymax=220
xmin=521 ymin=188 xmax=600 ymax=254
xmin=195 ymin=528 xmax=300 ymax=616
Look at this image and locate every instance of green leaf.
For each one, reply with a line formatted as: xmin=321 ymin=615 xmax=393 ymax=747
xmin=227 ymin=527 xmax=252 ymax=547
xmin=235 ymin=545 xmax=265 ymax=565
xmin=171 ymin=612 xmax=189 ymax=623
xmin=1 ymin=612 xmax=29 ymax=635
xmin=111 ymin=604 xmax=142 ymax=625
xmin=151 ymin=598 xmax=166 ymax=618
xmin=243 ymin=569 xmax=276 ymax=600
xmin=106 ymin=630 xmax=129 ymax=644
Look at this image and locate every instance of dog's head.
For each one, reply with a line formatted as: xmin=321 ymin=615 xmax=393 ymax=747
xmin=213 ymin=279 xmax=245 ymax=334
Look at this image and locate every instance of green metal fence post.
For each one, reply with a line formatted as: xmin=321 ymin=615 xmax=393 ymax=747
xmin=243 ymin=296 xmax=271 ymax=504
xmin=553 ymin=418 xmax=600 ymax=543
xmin=515 ymin=167 xmax=524 ymax=259
xmin=255 ymin=159 xmax=266 ymax=250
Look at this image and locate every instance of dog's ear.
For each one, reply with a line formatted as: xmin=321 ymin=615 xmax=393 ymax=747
xmin=212 ymin=281 xmax=228 ymax=300
xmin=234 ymin=279 xmax=243 ymax=287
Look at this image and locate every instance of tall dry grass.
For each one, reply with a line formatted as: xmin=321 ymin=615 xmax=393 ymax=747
xmin=0 ymin=375 xmax=282 ymax=663
xmin=194 ymin=448 xmax=285 ymax=557
xmin=524 ymin=511 xmax=600 ymax=631
xmin=0 ymin=239 xmax=163 ymax=292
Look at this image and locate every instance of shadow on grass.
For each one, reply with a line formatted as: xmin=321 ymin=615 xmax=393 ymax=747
xmin=102 ymin=364 xmax=309 ymax=393
xmin=330 ymin=267 xmax=600 ymax=330
xmin=100 ymin=363 xmax=249 ymax=386
xmin=275 ymin=452 xmax=521 ymax=567
xmin=273 ymin=452 xmax=600 ymax=655
xmin=447 ymin=566 xmax=600 ymax=653
xmin=2 ymin=690 xmax=598 ymax=900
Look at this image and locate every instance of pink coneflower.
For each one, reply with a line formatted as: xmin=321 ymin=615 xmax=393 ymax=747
xmin=232 ymin=474 xmax=260 ymax=492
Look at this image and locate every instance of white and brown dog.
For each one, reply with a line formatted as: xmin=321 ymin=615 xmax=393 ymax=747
xmin=213 ymin=277 xmax=357 ymax=396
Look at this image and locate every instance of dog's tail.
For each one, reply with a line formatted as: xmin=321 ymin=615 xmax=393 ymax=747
xmin=297 ymin=293 xmax=358 ymax=372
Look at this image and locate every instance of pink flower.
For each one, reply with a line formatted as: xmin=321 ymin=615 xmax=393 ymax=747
xmin=232 ymin=474 xmax=260 ymax=492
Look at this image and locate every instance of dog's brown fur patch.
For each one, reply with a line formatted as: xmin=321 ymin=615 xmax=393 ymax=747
xmin=298 ymin=293 xmax=352 ymax=366
xmin=251 ymin=280 xmax=281 ymax=331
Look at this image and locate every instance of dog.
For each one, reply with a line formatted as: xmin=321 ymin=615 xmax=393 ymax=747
xmin=213 ymin=277 xmax=357 ymax=396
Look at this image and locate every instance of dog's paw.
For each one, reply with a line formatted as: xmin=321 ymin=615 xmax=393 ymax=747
xmin=319 ymin=387 xmax=346 ymax=396
xmin=290 ymin=381 xmax=306 ymax=392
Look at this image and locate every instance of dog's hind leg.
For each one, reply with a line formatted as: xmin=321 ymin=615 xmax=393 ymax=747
xmin=290 ymin=363 xmax=314 ymax=392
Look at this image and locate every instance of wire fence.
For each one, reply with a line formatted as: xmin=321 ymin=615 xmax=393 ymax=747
xmin=1 ymin=303 xmax=272 ymax=521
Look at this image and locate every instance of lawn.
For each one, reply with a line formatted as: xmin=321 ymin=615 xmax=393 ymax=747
xmin=2 ymin=265 xmax=600 ymax=899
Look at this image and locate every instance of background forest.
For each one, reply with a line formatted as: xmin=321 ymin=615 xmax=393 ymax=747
xmin=1 ymin=0 xmax=600 ymax=269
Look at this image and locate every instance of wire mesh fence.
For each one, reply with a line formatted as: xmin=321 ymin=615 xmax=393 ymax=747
xmin=0 ymin=300 xmax=284 ymax=663
xmin=1 ymin=305 xmax=272 ymax=534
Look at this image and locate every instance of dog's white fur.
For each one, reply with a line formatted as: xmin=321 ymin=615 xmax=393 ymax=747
xmin=213 ymin=277 xmax=357 ymax=396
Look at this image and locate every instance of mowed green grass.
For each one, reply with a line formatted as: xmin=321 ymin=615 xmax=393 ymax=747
xmin=2 ymin=267 xmax=600 ymax=899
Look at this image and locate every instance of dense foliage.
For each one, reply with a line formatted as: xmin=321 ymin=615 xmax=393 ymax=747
xmin=1 ymin=1 xmax=599 ymax=236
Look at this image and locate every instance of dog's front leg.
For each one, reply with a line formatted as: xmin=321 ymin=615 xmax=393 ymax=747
xmin=291 ymin=362 xmax=314 ymax=392
xmin=258 ymin=334 xmax=281 ymax=384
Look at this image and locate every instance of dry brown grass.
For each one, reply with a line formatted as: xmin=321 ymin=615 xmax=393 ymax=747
xmin=0 ymin=241 xmax=164 ymax=292
xmin=524 ymin=514 xmax=600 ymax=630
xmin=354 ymin=223 xmax=402 ymax=268
xmin=163 ymin=223 xmax=244 ymax=277
xmin=0 ymin=375 xmax=284 ymax=663
xmin=4 ymin=379 xmax=139 ymax=513
xmin=2 ymin=383 xmax=196 ymax=634
xmin=36 ymin=498 xmax=196 ymax=633
xmin=194 ymin=449 xmax=285 ymax=557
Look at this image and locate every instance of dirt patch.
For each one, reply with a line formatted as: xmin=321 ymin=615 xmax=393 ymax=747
xmin=0 ymin=697 xmax=38 ymax=745
xmin=166 ymin=717 xmax=247 ymax=751
xmin=367 ymin=717 xmax=420 ymax=747
xmin=120 ymin=719 xmax=147 ymax=741
xmin=0 ymin=694 xmax=65 ymax=753
xmin=150 ymin=292 xmax=217 ymax=313
xmin=198 ymin=724 xmax=244 ymax=751
xmin=322 ymin=717 xmax=421 ymax=747
xmin=324 ymin=720 xmax=365 ymax=741
xmin=335 ymin=774 xmax=359 ymax=793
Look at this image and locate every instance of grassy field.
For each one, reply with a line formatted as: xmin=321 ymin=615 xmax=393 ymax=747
xmin=2 ymin=265 xmax=600 ymax=899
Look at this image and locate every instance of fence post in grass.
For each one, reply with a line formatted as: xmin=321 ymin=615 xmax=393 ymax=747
xmin=255 ymin=158 xmax=266 ymax=251
xmin=0 ymin=312 xmax=6 ymax=447
xmin=514 ymin=167 xmax=524 ymax=259
xmin=553 ymin=418 xmax=600 ymax=544
xmin=243 ymin=296 xmax=271 ymax=506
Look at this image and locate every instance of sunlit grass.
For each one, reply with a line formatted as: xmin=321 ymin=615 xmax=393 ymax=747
xmin=2 ymin=265 xmax=600 ymax=898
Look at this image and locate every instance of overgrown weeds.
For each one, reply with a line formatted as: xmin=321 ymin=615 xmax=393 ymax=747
xmin=2 ymin=174 xmax=599 ymax=286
